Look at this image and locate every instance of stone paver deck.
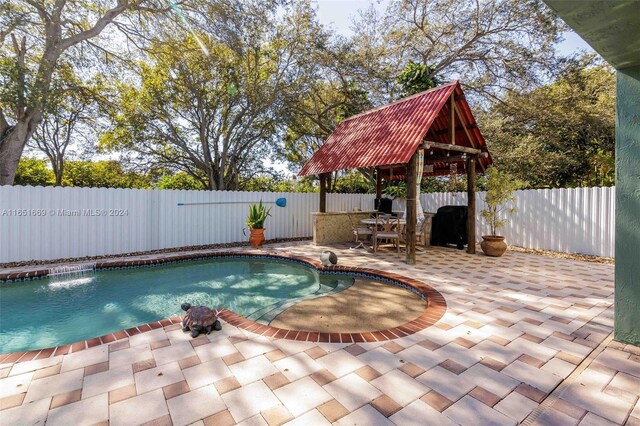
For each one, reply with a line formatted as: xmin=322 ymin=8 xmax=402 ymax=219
xmin=1 ymin=241 xmax=638 ymax=426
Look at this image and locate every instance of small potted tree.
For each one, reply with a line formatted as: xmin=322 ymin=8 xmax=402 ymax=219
xmin=479 ymin=167 xmax=522 ymax=257
xmin=246 ymin=200 xmax=272 ymax=248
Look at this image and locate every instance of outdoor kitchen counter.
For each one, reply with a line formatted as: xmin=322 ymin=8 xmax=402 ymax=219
xmin=312 ymin=211 xmax=375 ymax=245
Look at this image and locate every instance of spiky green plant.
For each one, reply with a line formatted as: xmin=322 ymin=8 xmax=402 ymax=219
xmin=246 ymin=200 xmax=272 ymax=229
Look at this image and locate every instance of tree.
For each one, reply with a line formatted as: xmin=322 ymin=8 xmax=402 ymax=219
xmin=396 ymin=61 xmax=441 ymax=97
xmin=155 ymin=172 xmax=205 ymax=190
xmin=0 ymin=0 xmax=170 ymax=185
xmin=13 ymin=157 xmax=54 ymax=186
xmin=353 ymin=0 xmax=564 ymax=101
xmin=62 ymin=160 xmax=151 ymax=188
xmin=279 ymin=33 xmax=374 ymax=191
xmin=481 ymin=58 xmax=616 ymax=188
xmin=30 ymin=68 xmax=98 ymax=186
xmin=332 ymin=170 xmax=375 ymax=193
xmin=281 ymin=80 xmax=372 ymax=191
xmin=479 ymin=167 xmax=523 ymax=235
xmin=102 ymin=2 xmax=320 ymax=190
xmin=238 ymin=175 xmax=316 ymax=193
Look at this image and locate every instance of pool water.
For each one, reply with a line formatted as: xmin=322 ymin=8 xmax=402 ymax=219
xmin=0 ymin=258 xmax=353 ymax=353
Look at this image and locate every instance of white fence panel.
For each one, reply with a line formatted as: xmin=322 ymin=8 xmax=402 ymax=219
xmin=420 ymin=186 xmax=615 ymax=258
xmin=0 ymin=185 xmax=615 ymax=262
xmin=0 ymin=187 xmax=324 ymax=263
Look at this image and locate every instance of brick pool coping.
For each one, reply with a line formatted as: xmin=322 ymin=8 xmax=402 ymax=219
xmin=0 ymin=251 xmax=447 ymax=363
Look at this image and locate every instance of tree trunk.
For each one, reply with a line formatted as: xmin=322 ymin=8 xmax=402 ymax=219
xmin=54 ymin=161 xmax=63 ymax=186
xmin=0 ymin=116 xmax=40 ymax=185
xmin=205 ymin=164 xmax=218 ymax=190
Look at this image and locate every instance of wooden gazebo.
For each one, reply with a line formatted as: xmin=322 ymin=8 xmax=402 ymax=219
xmin=299 ymin=81 xmax=493 ymax=264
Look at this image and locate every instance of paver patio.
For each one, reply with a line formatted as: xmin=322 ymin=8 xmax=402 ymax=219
xmin=0 ymin=241 xmax=638 ymax=425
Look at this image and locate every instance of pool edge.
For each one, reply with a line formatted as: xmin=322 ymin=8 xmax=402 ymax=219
xmin=0 ymin=251 xmax=447 ymax=363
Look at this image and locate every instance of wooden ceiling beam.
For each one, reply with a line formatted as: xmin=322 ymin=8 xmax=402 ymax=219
xmin=421 ymin=141 xmax=481 ymax=155
xmin=377 ymin=163 xmax=406 ymax=170
xmin=424 ymin=152 xmax=488 ymax=164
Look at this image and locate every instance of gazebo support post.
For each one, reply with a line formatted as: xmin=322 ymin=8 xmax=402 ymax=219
xmin=467 ymin=155 xmax=477 ymax=254
xmin=319 ymin=173 xmax=327 ymax=213
xmin=405 ymin=152 xmax=418 ymax=265
xmin=375 ymin=168 xmax=382 ymax=200
xmin=449 ymin=94 xmax=456 ymax=145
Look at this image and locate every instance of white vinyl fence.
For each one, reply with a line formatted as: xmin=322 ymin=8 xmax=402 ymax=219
xmin=0 ymin=186 xmax=373 ymax=263
xmin=420 ymin=187 xmax=615 ymax=258
xmin=0 ymin=185 xmax=614 ymax=263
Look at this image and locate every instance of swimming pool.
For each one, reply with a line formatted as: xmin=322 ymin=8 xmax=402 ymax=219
xmin=0 ymin=257 xmax=354 ymax=353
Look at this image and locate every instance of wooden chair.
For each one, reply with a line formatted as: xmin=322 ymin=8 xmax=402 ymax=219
xmin=373 ymin=216 xmax=403 ymax=256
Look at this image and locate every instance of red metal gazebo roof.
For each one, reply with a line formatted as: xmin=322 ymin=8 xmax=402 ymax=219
xmin=298 ymin=81 xmax=492 ymax=177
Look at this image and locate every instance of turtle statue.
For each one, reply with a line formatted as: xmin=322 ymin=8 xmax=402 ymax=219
xmin=320 ymin=251 xmax=338 ymax=266
xmin=181 ymin=303 xmax=222 ymax=338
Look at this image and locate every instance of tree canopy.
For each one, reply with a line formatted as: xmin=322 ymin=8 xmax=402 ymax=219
xmin=2 ymin=0 xmax=614 ymax=192
xmin=0 ymin=0 xmax=171 ymax=184
xmin=101 ymin=2 xmax=321 ymax=190
xmin=482 ymin=58 xmax=615 ymax=188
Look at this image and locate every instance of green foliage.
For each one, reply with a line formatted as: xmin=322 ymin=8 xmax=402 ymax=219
xmin=30 ymin=65 xmax=101 ymax=185
xmin=155 ymin=172 xmax=205 ymax=190
xmin=479 ymin=168 xmax=523 ymax=235
xmin=0 ymin=0 xmax=171 ymax=184
xmin=420 ymin=176 xmax=467 ymax=193
xmin=367 ymin=0 xmax=564 ymax=99
xmin=383 ymin=182 xmax=408 ymax=199
xmin=14 ymin=158 xmax=55 ymax=186
xmin=482 ymin=59 xmax=616 ymax=188
xmin=332 ymin=171 xmax=375 ymax=194
xmin=13 ymin=158 xmax=151 ymax=189
xmin=62 ymin=161 xmax=151 ymax=189
xmin=239 ymin=176 xmax=316 ymax=193
xmin=281 ymin=80 xmax=372 ymax=176
xmin=335 ymin=82 xmax=372 ymax=122
xmin=101 ymin=2 xmax=323 ymax=190
xmin=246 ymin=201 xmax=272 ymax=229
xmin=397 ymin=61 xmax=441 ymax=97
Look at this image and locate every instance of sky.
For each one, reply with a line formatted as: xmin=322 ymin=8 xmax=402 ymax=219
xmin=314 ymin=0 xmax=595 ymax=57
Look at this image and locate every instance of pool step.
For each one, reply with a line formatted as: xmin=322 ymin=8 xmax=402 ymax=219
xmin=246 ymin=277 xmax=354 ymax=325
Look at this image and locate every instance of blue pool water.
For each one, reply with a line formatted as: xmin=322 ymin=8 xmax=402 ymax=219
xmin=0 ymin=258 xmax=353 ymax=353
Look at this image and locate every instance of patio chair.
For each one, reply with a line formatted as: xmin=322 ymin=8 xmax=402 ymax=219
xmin=373 ymin=216 xmax=403 ymax=256
xmin=403 ymin=218 xmax=429 ymax=249
xmin=348 ymin=213 xmax=373 ymax=249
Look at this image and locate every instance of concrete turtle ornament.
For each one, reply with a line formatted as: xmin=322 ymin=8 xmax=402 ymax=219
xmin=181 ymin=303 xmax=222 ymax=338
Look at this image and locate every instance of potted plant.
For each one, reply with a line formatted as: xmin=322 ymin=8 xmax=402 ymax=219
xmin=479 ymin=167 xmax=522 ymax=257
xmin=246 ymin=200 xmax=272 ymax=248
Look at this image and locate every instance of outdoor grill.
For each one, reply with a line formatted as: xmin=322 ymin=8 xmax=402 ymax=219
xmin=431 ymin=205 xmax=468 ymax=249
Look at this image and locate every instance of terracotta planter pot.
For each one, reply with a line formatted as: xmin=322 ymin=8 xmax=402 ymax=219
xmin=249 ymin=228 xmax=266 ymax=248
xmin=480 ymin=235 xmax=507 ymax=257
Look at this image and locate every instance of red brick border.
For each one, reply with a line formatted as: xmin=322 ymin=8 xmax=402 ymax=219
xmin=0 ymin=251 xmax=446 ymax=362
